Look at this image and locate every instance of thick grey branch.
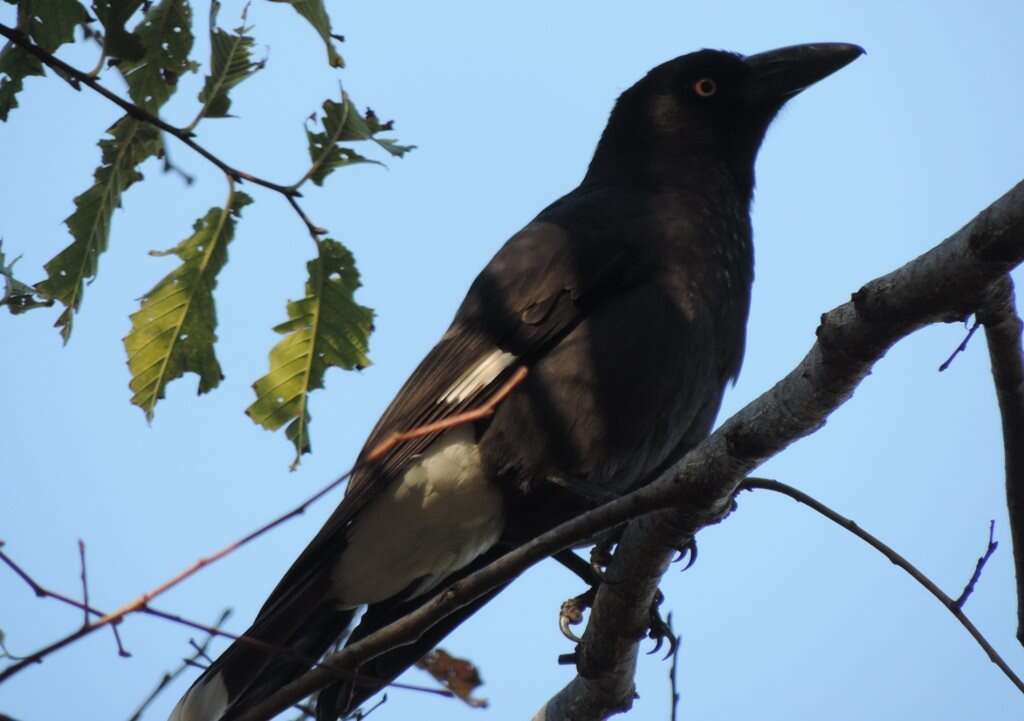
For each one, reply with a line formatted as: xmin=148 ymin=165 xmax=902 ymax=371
xmin=979 ymin=276 xmax=1024 ymax=645
xmin=236 ymin=180 xmax=1024 ymax=721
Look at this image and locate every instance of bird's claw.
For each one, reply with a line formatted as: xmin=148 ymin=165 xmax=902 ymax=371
xmin=673 ymin=538 xmax=698 ymax=571
xmin=646 ymin=589 xmax=679 ymax=660
xmin=558 ymin=588 xmax=596 ymax=643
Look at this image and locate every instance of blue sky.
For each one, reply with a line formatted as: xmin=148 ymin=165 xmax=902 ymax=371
xmin=2 ymin=1 xmax=1023 ymax=720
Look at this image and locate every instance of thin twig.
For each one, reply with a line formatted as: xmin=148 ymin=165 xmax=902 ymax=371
xmin=741 ymin=478 xmax=1024 ymax=694
xmin=0 ymin=22 xmax=325 ymax=239
xmin=125 ymin=608 xmax=232 ymax=721
xmin=77 ymin=539 xmax=89 ymax=628
xmin=667 ymin=612 xmax=680 ymax=721
xmin=939 ymin=318 xmax=981 ymax=371
xmin=955 ymin=520 xmax=999 ymax=609
xmin=0 ymin=374 xmax=522 ymax=681
xmin=366 ymin=367 xmax=528 ymax=462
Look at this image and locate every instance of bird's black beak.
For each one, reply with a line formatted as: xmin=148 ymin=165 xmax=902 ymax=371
xmin=744 ymin=43 xmax=864 ymax=107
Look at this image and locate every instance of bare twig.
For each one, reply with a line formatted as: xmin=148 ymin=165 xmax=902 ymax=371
xmin=125 ymin=608 xmax=232 ymax=721
xmin=77 ymin=539 xmax=89 ymax=628
xmin=955 ymin=520 xmax=999 ymax=609
xmin=667 ymin=612 xmax=680 ymax=721
xmin=741 ymin=479 xmax=1023 ymax=694
xmin=978 ymin=275 xmax=1024 ymax=645
xmin=0 ymin=22 xmax=325 ymax=239
xmin=938 ymin=317 xmax=981 ymax=371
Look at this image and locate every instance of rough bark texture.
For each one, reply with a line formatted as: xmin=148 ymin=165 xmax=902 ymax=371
xmin=979 ymin=276 xmax=1024 ymax=646
xmin=236 ymin=181 xmax=1024 ymax=721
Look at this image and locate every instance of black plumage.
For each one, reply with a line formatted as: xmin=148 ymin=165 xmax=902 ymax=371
xmin=169 ymin=42 xmax=863 ymax=721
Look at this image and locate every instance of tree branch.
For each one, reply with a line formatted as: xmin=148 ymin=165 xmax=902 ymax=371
xmin=978 ymin=275 xmax=1024 ymax=645
xmin=741 ymin=479 xmax=1022 ymax=693
xmin=0 ymin=22 xmax=325 ymax=240
xmin=234 ymin=181 xmax=1024 ymax=721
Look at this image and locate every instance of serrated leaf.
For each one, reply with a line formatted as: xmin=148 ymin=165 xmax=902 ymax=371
xmin=0 ymin=239 xmax=54 ymax=315
xmin=272 ymin=0 xmax=343 ymax=68
xmin=35 ymin=117 xmax=161 ymax=342
xmin=120 ymin=0 xmax=195 ymax=112
xmin=303 ymin=92 xmax=415 ymax=187
xmin=0 ymin=45 xmax=44 ymax=122
xmin=92 ymin=0 xmax=146 ymax=61
xmin=194 ymin=0 xmax=262 ymax=122
xmin=247 ymin=239 xmax=373 ymax=469
xmin=28 ymin=0 xmax=92 ymax=52
xmin=124 ymin=191 xmax=252 ymax=420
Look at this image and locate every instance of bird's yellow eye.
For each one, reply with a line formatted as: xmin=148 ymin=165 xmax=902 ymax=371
xmin=694 ymin=78 xmax=717 ymax=97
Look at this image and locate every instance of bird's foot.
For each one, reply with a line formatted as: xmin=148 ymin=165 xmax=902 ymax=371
xmin=589 ymin=540 xmax=616 ymax=584
xmin=672 ymin=537 xmax=698 ymax=570
xmin=558 ymin=586 xmax=596 ymax=643
xmin=645 ymin=589 xmax=679 ymax=659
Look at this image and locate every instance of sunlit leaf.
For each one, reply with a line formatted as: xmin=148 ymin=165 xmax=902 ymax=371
xmin=28 ymin=0 xmax=91 ymax=52
xmin=195 ymin=0 xmax=263 ymax=122
xmin=120 ymin=0 xmax=195 ymax=112
xmin=92 ymin=0 xmax=146 ymax=61
xmin=0 ymin=45 xmax=43 ymax=122
xmin=303 ymin=92 xmax=415 ymax=187
xmin=247 ymin=239 xmax=373 ymax=469
xmin=35 ymin=117 xmax=162 ymax=342
xmin=0 ymin=240 xmax=54 ymax=315
xmin=271 ymin=0 xmax=343 ymax=68
xmin=124 ymin=191 xmax=252 ymax=420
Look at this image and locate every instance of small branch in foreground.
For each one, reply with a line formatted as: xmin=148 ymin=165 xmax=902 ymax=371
xmin=667 ymin=612 xmax=680 ymax=721
xmin=955 ymin=520 xmax=999 ymax=609
xmin=0 ymin=22 xmax=325 ymax=241
xmin=939 ymin=318 xmax=981 ymax=371
xmin=740 ymin=478 xmax=1024 ymax=694
xmin=125 ymin=608 xmax=232 ymax=721
xmin=77 ymin=540 xmax=89 ymax=628
xmin=978 ymin=275 xmax=1024 ymax=646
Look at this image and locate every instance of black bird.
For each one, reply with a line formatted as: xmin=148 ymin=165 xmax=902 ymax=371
xmin=170 ymin=42 xmax=862 ymax=721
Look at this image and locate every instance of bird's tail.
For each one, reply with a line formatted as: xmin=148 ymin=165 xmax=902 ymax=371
xmin=169 ymin=602 xmax=356 ymax=721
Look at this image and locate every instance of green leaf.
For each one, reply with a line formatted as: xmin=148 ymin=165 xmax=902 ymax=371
xmin=303 ymin=92 xmax=415 ymax=187
xmin=120 ymin=0 xmax=195 ymax=112
xmin=92 ymin=0 xmax=146 ymax=61
xmin=28 ymin=0 xmax=92 ymax=52
xmin=124 ymin=191 xmax=252 ymax=420
xmin=194 ymin=0 xmax=262 ymax=122
xmin=0 ymin=44 xmax=44 ymax=122
xmin=247 ymin=239 xmax=373 ymax=469
xmin=0 ymin=240 xmax=54 ymax=315
xmin=272 ymin=0 xmax=344 ymax=68
xmin=35 ymin=117 xmax=162 ymax=342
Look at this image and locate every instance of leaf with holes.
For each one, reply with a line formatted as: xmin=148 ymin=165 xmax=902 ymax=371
xmin=0 ymin=45 xmax=43 ymax=122
xmin=28 ymin=0 xmax=92 ymax=52
xmin=124 ymin=191 xmax=252 ymax=421
xmin=1 ymin=240 xmax=53 ymax=315
xmin=92 ymin=0 xmax=146 ymax=61
xmin=35 ymin=117 xmax=162 ymax=342
xmin=120 ymin=0 xmax=196 ymax=112
xmin=271 ymin=0 xmax=343 ymax=68
xmin=195 ymin=0 xmax=263 ymax=121
xmin=247 ymin=239 xmax=373 ymax=469
xmin=304 ymin=92 xmax=415 ymax=187
xmin=0 ymin=0 xmax=90 ymax=121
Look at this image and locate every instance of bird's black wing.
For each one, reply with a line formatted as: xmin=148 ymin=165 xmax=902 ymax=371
xmin=254 ymin=186 xmax=650 ymax=620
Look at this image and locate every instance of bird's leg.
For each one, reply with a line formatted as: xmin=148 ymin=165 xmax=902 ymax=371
xmin=645 ymin=589 xmax=679 ymax=659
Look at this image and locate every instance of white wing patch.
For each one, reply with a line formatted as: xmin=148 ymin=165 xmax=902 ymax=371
xmin=438 ymin=349 xmax=516 ymax=405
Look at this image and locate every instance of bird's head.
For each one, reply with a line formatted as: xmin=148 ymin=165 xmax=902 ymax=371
xmin=586 ymin=43 xmax=864 ymax=196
